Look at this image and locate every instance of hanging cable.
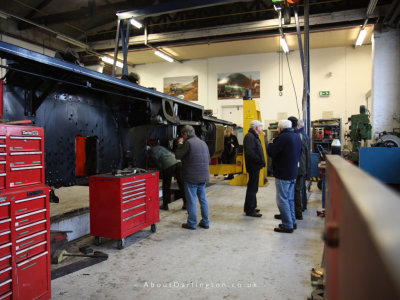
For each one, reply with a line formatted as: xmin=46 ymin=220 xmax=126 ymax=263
xmin=285 ymin=53 xmax=300 ymax=119
xmin=278 ymin=50 xmax=283 ymax=96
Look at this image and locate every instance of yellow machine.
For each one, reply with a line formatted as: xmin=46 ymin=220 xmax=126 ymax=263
xmin=209 ymin=99 xmax=268 ymax=186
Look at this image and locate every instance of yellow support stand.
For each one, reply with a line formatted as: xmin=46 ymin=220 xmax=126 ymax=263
xmin=210 ymin=99 xmax=268 ymax=186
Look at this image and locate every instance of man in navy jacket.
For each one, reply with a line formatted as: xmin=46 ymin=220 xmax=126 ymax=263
xmin=267 ymin=119 xmax=302 ymax=233
xmin=243 ymin=120 xmax=265 ymax=217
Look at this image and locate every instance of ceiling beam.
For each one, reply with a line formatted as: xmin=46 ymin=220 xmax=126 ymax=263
xmin=17 ymin=0 xmax=151 ymax=30
xmin=89 ymin=7 xmax=383 ymax=51
xmin=116 ymin=0 xmax=254 ymax=19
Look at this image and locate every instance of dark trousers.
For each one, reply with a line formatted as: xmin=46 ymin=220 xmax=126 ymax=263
xmin=162 ymin=162 xmax=186 ymax=206
xmin=244 ymin=170 xmax=260 ymax=214
xmin=302 ymin=180 xmax=307 ymax=210
xmin=294 ymin=174 xmax=304 ymax=218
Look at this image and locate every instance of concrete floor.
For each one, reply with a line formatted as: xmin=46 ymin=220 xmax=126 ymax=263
xmin=51 ymin=177 xmax=324 ymax=300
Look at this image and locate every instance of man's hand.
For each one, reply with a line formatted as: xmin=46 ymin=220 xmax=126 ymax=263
xmin=178 ymin=137 xmax=184 ymax=144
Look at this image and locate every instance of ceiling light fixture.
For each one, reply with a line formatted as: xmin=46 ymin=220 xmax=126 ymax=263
xmin=154 ymin=50 xmax=174 ymax=63
xmin=355 ymin=28 xmax=367 ymax=47
xmin=130 ymin=18 xmax=143 ymax=29
xmin=101 ymin=56 xmax=124 ymax=68
xmin=280 ymin=36 xmax=290 ymax=53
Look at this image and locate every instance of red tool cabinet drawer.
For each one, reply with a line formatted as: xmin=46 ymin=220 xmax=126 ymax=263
xmin=16 ymin=252 xmax=49 ymax=300
xmin=0 ymin=267 xmax=11 ymax=286
xmin=0 ymin=291 xmax=12 ymax=300
xmin=15 ymin=220 xmax=47 ymax=240
xmin=122 ymin=203 xmax=146 ymax=219
xmin=15 ymin=209 xmax=46 ymax=227
xmin=0 ymin=255 xmax=11 ymax=271
xmin=0 ymin=203 xmax=9 ymax=221
xmin=0 ymin=220 xmax=10 ymax=234
xmin=0 ymin=278 xmax=11 ymax=298
xmin=0 ymin=231 xmax=10 ymax=247
xmin=0 ymin=144 xmax=5 ymax=154
xmin=14 ymin=195 xmax=46 ymax=216
xmin=8 ymin=136 xmax=42 ymax=152
xmin=9 ymin=153 xmax=42 ymax=167
xmin=16 ymin=240 xmax=47 ymax=263
xmin=122 ymin=195 xmax=146 ymax=210
xmin=9 ymin=166 xmax=43 ymax=188
xmin=0 ymin=244 xmax=11 ymax=260
xmin=122 ymin=211 xmax=146 ymax=231
xmin=15 ymin=230 xmax=47 ymax=251
xmin=0 ymin=161 xmax=5 ymax=174
xmin=0 ymin=177 xmax=5 ymax=192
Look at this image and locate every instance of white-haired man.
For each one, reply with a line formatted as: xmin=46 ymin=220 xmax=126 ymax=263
xmin=267 ymin=119 xmax=302 ymax=233
xmin=243 ymin=120 xmax=266 ymax=217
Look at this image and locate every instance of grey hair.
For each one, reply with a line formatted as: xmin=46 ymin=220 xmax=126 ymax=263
xmin=278 ymin=119 xmax=292 ymax=130
xmin=250 ymin=120 xmax=263 ymax=129
xmin=298 ymin=120 xmax=305 ymax=128
xmin=181 ymin=125 xmax=196 ymax=137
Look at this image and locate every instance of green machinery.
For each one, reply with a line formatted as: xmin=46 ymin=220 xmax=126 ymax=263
xmin=347 ymin=105 xmax=372 ymax=164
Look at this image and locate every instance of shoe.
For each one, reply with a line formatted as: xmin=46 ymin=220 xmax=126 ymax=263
xmin=198 ymin=223 xmax=209 ymax=229
xmin=296 ymin=215 xmax=303 ymax=220
xmin=181 ymin=223 xmax=195 ymax=230
xmin=255 ymin=209 xmax=260 ymax=213
xmin=279 ymin=223 xmax=297 ymax=230
xmin=160 ymin=205 xmax=169 ymax=211
xmin=274 ymin=226 xmax=293 ymax=233
xmin=245 ymin=212 xmax=262 ymax=217
xmin=274 ymin=214 xmax=281 ymax=220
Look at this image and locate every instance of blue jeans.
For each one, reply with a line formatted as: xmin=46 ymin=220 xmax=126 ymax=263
xmin=184 ymin=182 xmax=210 ymax=228
xmin=275 ymin=178 xmax=296 ymax=228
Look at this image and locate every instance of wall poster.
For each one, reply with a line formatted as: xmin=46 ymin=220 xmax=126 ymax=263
xmin=163 ymin=75 xmax=198 ymax=101
xmin=217 ymin=71 xmax=260 ymax=100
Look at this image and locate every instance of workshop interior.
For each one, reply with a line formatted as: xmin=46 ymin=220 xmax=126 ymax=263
xmin=0 ymin=0 xmax=399 ymax=299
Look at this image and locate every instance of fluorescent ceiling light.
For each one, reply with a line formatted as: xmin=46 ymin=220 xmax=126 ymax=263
xmin=154 ymin=50 xmax=174 ymax=63
xmin=101 ymin=56 xmax=123 ymax=68
xmin=355 ymin=29 xmax=367 ymax=47
xmin=0 ymin=12 xmax=8 ymax=20
xmin=130 ymin=18 xmax=143 ymax=29
xmin=280 ymin=37 xmax=290 ymax=53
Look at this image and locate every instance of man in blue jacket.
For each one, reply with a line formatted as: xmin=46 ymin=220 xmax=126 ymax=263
xmin=267 ymin=119 xmax=302 ymax=233
xmin=243 ymin=120 xmax=265 ymax=217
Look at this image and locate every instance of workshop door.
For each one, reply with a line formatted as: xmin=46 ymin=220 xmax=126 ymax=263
xmin=221 ymin=106 xmax=243 ymax=126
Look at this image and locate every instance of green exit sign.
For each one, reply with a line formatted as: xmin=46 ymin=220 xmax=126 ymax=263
xmin=319 ymin=91 xmax=330 ymax=97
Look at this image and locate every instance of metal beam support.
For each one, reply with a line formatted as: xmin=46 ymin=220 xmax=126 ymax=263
xmin=112 ymin=20 xmax=123 ymax=77
xmin=302 ymin=0 xmax=311 ymax=139
xmin=89 ymin=7 xmax=382 ymax=51
xmin=116 ymin=0 xmax=253 ymax=20
xmin=293 ymin=5 xmax=304 ymax=77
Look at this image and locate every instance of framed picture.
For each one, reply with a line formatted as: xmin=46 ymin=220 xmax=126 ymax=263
xmin=217 ymin=71 xmax=260 ymax=100
xmin=163 ymin=75 xmax=198 ymax=101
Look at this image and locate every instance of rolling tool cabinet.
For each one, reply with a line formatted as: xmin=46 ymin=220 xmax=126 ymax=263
xmin=0 ymin=125 xmax=51 ymax=300
xmin=89 ymin=171 xmax=159 ymax=249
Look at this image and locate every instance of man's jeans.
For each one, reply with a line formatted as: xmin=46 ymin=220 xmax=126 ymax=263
xmin=275 ymin=178 xmax=296 ymax=228
xmin=184 ymin=182 xmax=210 ymax=228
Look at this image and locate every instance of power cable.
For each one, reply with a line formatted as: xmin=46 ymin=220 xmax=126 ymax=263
xmin=285 ymin=53 xmax=300 ymax=119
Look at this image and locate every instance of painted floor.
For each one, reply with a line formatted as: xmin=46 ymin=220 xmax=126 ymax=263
xmin=51 ymin=176 xmax=324 ymax=300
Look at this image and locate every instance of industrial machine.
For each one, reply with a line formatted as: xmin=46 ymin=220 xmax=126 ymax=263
xmin=0 ymin=41 xmax=231 ymax=189
xmin=345 ymin=105 xmax=372 ymax=164
xmin=209 ymin=97 xmax=268 ymax=187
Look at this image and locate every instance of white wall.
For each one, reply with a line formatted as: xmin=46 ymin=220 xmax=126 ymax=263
xmin=133 ymin=45 xmax=372 ymax=138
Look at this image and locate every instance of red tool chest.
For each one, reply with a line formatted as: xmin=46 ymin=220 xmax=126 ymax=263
xmin=89 ymin=171 xmax=160 ymax=249
xmin=0 ymin=125 xmax=51 ymax=300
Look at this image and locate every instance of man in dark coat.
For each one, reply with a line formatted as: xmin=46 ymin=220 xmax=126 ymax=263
xmin=267 ymin=119 xmax=302 ymax=233
xmin=243 ymin=120 xmax=266 ymax=217
xmin=175 ymin=125 xmax=211 ymax=230
xmin=288 ymin=116 xmax=310 ymax=219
